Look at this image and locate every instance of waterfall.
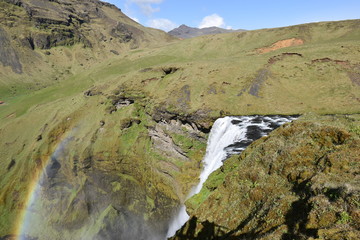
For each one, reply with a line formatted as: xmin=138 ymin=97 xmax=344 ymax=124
xmin=166 ymin=115 xmax=297 ymax=238
xmin=191 ymin=116 xmax=245 ymax=195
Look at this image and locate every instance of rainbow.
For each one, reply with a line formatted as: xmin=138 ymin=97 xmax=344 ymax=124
xmin=14 ymin=170 xmax=44 ymax=240
xmin=13 ymin=130 xmax=75 ymax=240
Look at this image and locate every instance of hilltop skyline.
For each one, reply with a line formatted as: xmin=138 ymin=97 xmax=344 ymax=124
xmin=103 ymin=0 xmax=360 ymax=31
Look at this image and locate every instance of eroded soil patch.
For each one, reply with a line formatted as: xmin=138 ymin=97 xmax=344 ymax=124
xmin=268 ymin=52 xmax=303 ymax=64
xmin=257 ymin=38 xmax=304 ymax=54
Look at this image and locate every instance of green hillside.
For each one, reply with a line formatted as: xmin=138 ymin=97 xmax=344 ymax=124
xmin=0 ymin=1 xmax=359 ymax=238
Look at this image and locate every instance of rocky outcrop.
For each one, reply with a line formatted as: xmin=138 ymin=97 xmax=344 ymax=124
xmin=248 ymin=69 xmax=271 ymax=97
xmin=237 ymin=68 xmax=271 ymax=97
xmin=149 ymin=124 xmax=189 ymax=162
xmin=3 ymin=0 xmax=95 ymax=49
xmin=111 ymin=22 xmax=138 ymax=43
xmin=152 ymin=107 xmax=214 ymax=133
xmin=0 ymin=27 xmax=22 ymax=73
xmin=147 ymin=117 xmax=208 ymax=201
xmin=149 ymin=119 xmax=206 ymax=162
xmin=172 ymin=115 xmax=360 ymax=240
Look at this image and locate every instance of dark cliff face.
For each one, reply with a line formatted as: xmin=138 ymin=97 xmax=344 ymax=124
xmin=172 ymin=114 xmax=360 ymax=240
xmin=2 ymin=0 xmax=138 ymax=49
xmin=168 ymin=24 xmax=245 ymax=39
xmin=0 ymin=27 xmax=23 ymax=73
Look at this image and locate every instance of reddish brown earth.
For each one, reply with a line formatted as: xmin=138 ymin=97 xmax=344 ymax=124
xmin=257 ymin=38 xmax=304 ymax=54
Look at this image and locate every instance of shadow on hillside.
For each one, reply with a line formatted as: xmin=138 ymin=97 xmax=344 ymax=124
xmin=174 ymin=216 xmax=226 ymax=240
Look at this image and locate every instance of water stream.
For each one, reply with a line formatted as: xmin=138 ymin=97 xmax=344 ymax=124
xmin=166 ymin=115 xmax=297 ymax=238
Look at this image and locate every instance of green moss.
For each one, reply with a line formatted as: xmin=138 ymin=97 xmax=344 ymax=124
xmin=350 ymin=125 xmax=360 ymax=135
xmin=187 ymin=155 xmax=239 ymax=211
xmin=337 ymin=211 xmax=352 ymax=224
xmin=171 ymin=133 xmax=194 ymax=150
xmin=111 ymin=182 xmax=121 ymax=192
xmin=186 ymin=188 xmax=211 ymax=211
xmin=169 ymin=132 xmax=207 ymax=162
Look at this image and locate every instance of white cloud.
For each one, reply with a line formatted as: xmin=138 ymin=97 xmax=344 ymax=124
xmin=199 ymin=14 xmax=232 ymax=29
xmin=130 ymin=16 xmax=140 ymax=23
xmin=129 ymin=0 xmax=164 ymax=16
xmin=148 ymin=18 xmax=177 ymax=31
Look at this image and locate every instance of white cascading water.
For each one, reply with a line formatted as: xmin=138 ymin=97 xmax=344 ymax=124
xmin=166 ymin=115 xmax=297 ymax=238
xmin=191 ymin=116 xmax=246 ymax=195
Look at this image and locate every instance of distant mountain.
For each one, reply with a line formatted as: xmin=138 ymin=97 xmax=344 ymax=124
xmin=168 ymin=24 xmax=246 ymax=38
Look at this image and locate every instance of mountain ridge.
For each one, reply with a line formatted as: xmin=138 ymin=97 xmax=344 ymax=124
xmin=168 ymin=24 xmax=246 ymax=38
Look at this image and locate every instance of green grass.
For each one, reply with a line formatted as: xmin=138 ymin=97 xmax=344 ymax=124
xmin=2 ymin=20 xmax=360 ymax=120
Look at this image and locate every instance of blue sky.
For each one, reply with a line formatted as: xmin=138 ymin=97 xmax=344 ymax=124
xmin=103 ymin=0 xmax=360 ymax=31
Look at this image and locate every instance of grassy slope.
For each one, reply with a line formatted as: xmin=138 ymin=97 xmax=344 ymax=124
xmin=1 ymin=20 xmax=359 ymax=121
xmin=0 ymin=0 xmax=175 ymax=101
xmin=0 ymin=19 xmax=359 ymax=236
